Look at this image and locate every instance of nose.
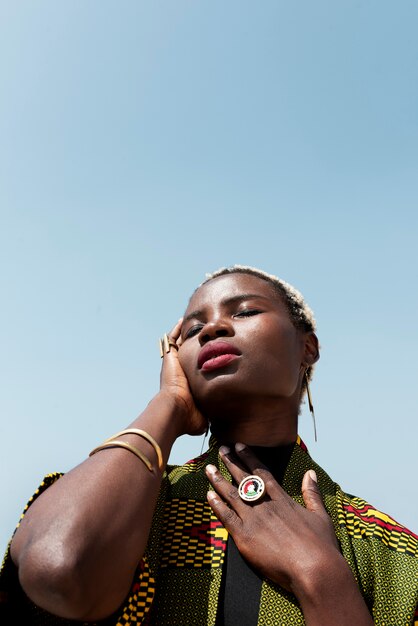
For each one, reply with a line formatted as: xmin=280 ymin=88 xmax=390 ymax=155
xmin=198 ymin=318 xmax=234 ymax=345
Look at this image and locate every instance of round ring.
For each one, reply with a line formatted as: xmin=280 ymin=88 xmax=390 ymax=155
xmin=238 ymin=475 xmax=266 ymax=502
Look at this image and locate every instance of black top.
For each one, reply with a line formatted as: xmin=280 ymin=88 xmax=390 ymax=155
xmin=215 ymin=442 xmax=295 ymax=626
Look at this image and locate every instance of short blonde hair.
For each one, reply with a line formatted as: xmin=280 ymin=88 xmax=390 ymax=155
xmin=201 ymin=265 xmax=316 ymax=332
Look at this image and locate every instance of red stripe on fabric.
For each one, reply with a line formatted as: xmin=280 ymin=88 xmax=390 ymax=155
xmin=184 ymin=520 xmax=226 ymax=549
xmin=297 ymin=437 xmax=308 ymax=452
xmin=344 ymin=504 xmax=418 ymax=539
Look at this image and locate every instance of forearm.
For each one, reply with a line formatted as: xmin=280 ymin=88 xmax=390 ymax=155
xmin=10 ymin=392 xmax=186 ymax=621
xmin=294 ymin=552 xmax=374 ymax=626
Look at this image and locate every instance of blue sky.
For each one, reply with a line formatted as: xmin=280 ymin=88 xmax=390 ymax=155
xmin=1 ymin=1 xmax=417 ymax=552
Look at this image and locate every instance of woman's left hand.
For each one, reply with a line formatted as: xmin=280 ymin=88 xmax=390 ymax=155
xmin=205 ymin=443 xmax=339 ymax=595
xmin=205 ymin=444 xmax=374 ymax=626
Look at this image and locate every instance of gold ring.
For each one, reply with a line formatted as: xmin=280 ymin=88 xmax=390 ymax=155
xmin=159 ymin=333 xmax=179 ymax=357
xmin=238 ymin=475 xmax=266 ymax=503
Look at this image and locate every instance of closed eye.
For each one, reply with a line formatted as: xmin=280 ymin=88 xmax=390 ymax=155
xmin=234 ymin=309 xmax=261 ymax=318
xmin=184 ymin=309 xmax=261 ymax=338
xmin=184 ymin=324 xmax=203 ymax=339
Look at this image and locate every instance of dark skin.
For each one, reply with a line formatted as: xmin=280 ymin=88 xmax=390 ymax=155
xmin=10 ymin=273 xmax=374 ymax=624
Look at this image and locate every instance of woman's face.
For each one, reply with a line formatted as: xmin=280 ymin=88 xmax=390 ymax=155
xmin=178 ymin=273 xmax=317 ymax=416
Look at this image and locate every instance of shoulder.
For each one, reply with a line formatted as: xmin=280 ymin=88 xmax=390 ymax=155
xmin=164 ymin=438 xmax=219 ymax=493
xmin=20 ymin=472 xmax=64 ymax=512
xmin=337 ymin=490 xmax=418 ymax=559
xmin=335 ymin=490 xmax=418 ymax=624
xmin=294 ymin=440 xmax=418 ymax=559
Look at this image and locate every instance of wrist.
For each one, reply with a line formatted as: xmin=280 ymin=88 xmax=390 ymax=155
xmin=148 ymin=391 xmax=192 ymax=438
xmin=292 ymin=549 xmax=348 ymax=600
xmin=293 ymin=551 xmax=373 ymax=625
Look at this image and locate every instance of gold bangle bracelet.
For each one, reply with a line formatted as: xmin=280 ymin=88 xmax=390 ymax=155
xmin=89 ymin=440 xmax=153 ymax=472
xmin=104 ymin=428 xmax=163 ymax=471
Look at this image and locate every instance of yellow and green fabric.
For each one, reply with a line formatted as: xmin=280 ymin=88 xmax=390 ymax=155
xmin=1 ymin=437 xmax=417 ymax=625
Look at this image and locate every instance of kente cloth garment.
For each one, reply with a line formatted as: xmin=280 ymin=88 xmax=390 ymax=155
xmin=215 ymin=442 xmax=295 ymax=626
xmin=1 ymin=436 xmax=418 ymax=625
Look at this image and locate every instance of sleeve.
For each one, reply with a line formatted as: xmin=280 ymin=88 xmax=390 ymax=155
xmin=336 ymin=490 xmax=418 ymax=626
xmin=111 ymin=557 xmax=156 ymax=626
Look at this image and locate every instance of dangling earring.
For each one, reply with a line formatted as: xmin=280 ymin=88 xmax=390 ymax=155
xmin=200 ymin=425 xmax=209 ymax=455
xmin=304 ymin=370 xmax=317 ymax=442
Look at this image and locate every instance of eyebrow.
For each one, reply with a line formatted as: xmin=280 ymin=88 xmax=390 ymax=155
xmin=183 ymin=293 xmax=271 ymax=323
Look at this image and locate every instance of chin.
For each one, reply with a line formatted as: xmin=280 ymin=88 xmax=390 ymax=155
xmin=194 ymin=380 xmax=256 ymax=421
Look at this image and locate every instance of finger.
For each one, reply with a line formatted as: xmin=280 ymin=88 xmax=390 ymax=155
xmin=169 ymin=318 xmax=183 ymax=342
xmin=301 ymin=469 xmax=326 ymax=514
xmin=205 ymin=464 xmax=247 ymax=514
xmin=233 ymin=442 xmax=271 ymax=474
xmin=174 ymin=317 xmax=184 ymax=347
xmin=233 ymin=443 xmax=287 ymax=500
xmin=218 ymin=445 xmax=250 ymax=484
xmin=206 ymin=489 xmax=242 ymax=534
xmin=160 ymin=320 xmax=182 ymax=362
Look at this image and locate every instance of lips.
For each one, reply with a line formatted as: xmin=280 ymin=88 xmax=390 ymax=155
xmin=197 ymin=341 xmax=241 ymax=370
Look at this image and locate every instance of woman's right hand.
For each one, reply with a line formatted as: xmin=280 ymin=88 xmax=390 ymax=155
xmin=158 ymin=318 xmax=207 ymax=437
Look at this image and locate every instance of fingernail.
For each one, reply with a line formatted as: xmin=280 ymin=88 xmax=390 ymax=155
xmin=235 ymin=442 xmax=246 ymax=452
xmin=206 ymin=464 xmax=217 ymax=475
xmin=207 ymin=491 xmax=217 ymax=503
xmin=308 ymin=469 xmax=317 ymax=483
xmin=219 ymin=445 xmax=230 ymax=455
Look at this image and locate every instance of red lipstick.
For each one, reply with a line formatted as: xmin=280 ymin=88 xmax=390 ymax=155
xmin=197 ymin=341 xmax=241 ymax=372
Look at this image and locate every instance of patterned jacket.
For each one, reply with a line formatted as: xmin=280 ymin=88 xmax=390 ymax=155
xmin=1 ymin=436 xmax=417 ymax=625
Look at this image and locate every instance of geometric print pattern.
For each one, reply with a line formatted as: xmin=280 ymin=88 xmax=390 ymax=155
xmin=161 ymin=499 xmax=227 ymax=568
xmin=115 ymin=558 xmax=155 ymax=626
xmin=340 ymin=495 xmax=418 ymax=557
xmin=178 ymin=451 xmax=211 ymax=474
xmin=151 ymin=569 xmax=222 ymax=626
xmin=346 ymin=537 xmax=418 ymax=625
xmin=258 ymin=583 xmax=305 ymax=625
xmin=1 ymin=436 xmax=417 ymax=625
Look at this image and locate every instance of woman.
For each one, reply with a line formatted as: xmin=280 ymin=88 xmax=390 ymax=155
xmin=1 ymin=265 xmax=417 ymax=625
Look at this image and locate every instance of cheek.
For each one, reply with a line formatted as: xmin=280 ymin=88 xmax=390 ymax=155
xmin=178 ymin=347 xmax=202 ymax=397
xmin=256 ymin=329 xmax=303 ymax=373
xmin=178 ymin=345 xmax=194 ymax=378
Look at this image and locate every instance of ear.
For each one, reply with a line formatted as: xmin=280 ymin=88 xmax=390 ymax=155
xmin=303 ymin=332 xmax=320 ymax=367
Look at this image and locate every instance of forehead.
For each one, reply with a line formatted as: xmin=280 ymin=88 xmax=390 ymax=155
xmin=185 ymin=273 xmax=282 ymax=313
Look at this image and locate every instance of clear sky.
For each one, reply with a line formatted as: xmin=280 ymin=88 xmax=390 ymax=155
xmin=1 ymin=1 xmax=417 ymax=553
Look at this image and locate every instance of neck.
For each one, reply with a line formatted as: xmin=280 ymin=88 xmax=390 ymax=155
xmin=208 ymin=405 xmax=298 ymax=447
